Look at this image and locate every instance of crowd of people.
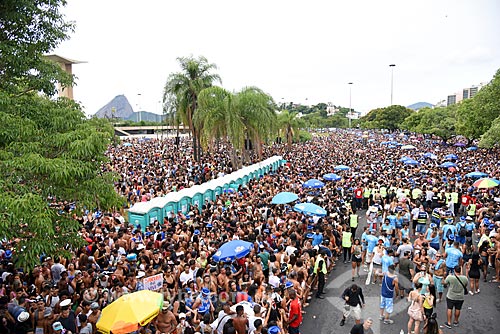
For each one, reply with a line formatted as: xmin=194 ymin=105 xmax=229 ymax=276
xmin=1 ymin=130 xmax=500 ymax=334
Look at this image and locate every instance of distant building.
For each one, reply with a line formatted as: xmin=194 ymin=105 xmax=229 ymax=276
xmin=43 ymin=54 xmax=86 ymax=99
xmin=446 ymin=83 xmax=485 ymax=106
xmin=326 ymin=103 xmax=340 ymax=116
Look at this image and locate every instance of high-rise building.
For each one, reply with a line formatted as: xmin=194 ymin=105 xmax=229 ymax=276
xmin=447 ymin=94 xmax=457 ymax=106
xmin=446 ymin=83 xmax=485 ymax=106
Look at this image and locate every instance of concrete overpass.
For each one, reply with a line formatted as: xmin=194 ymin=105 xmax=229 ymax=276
xmin=114 ymin=125 xmax=190 ymax=137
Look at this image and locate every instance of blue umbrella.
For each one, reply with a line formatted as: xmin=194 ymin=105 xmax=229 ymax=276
xmin=123 ymin=142 xmax=133 ymax=147
xmin=212 ymin=240 xmax=253 ymax=262
xmin=400 ymin=156 xmax=411 ymax=162
xmin=293 ymin=202 xmax=327 ymax=216
xmin=466 ymin=146 xmax=477 ymax=151
xmin=271 ymin=192 xmax=299 ymax=204
xmin=388 ymin=141 xmax=399 ymax=145
xmin=380 ymin=141 xmax=389 ymax=145
xmin=454 ymin=142 xmax=466 ymax=147
xmin=444 ymin=154 xmax=458 ymax=160
xmin=440 ymin=162 xmax=457 ymax=168
xmin=465 ymin=172 xmax=488 ymax=178
xmin=334 ymin=165 xmax=350 ymax=171
xmin=387 ymin=145 xmax=396 ymax=149
xmin=423 ymin=152 xmax=437 ymax=160
xmin=323 ymin=173 xmax=341 ymax=181
xmin=404 ymin=159 xmax=420 ymax=166
xmin=302 ymin=179 xmax=325 ymax=188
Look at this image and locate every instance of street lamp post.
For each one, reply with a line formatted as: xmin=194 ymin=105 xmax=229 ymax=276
xmin=348 ymin=82 xmax=353 ymax=128
xmin=137 ymin=93 xmax=142 ymax=122
xmin=389 ymin=64 xmax=396 ymax=105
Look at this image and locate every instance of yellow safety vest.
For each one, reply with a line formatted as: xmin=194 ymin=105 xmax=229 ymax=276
xmin=350 ymin=214 xmax=358 ymax=228
xmin=412 ymin=188 xmax=422 ymax=200
xmin=445 ymin=192 xmax=451 ymax=204
xmin=342 ymin=232 xmax=352 ymax=248
xmin=467 ymin=204 xmax=476 ymax=216
xmin=314 ymin=255 xmax=327 ymax=274
xmin=380 ymin=187 xmax=387 ymax=198
xmin=451 ymin=192 xmax=459 ymax=204
xmin=363 ymin=188 xmax=371 ymax=198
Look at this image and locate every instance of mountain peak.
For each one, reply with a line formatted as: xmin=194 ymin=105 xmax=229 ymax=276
xmin=94 ymin=95 xmax=134 ymax=119
xmin=407 ymin=102 xmax=433 ymax=110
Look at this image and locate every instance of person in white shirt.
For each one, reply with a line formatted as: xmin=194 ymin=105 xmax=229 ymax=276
xmin=211 ymin=305 xmax=235 ymax=334
xmin=268 ymin=268 xmax=281 ymax=288
xmin=247 ymin=304 xmax=265 ymax=334
xmin=179 ymin=263 xmax=193 ymax=286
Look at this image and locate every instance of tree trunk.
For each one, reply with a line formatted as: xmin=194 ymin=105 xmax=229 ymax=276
xmin=230 ymin=148 xmax=238 ymax=170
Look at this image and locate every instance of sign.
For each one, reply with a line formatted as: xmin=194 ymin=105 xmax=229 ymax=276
xmin=143 ymin=273 xmax=163 ymax=291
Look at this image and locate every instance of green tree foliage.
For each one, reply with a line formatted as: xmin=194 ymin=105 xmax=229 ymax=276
xmin=479 ymin=115 xmax=500 ymax=147
xmin=163 ymin=56 xmax=221 ymax=161
xmin=456 ymin=69 xmax=500 ymax=140
xmin=360 ymin=105 xmax=413 ymax=130
xmin=195 ymin=86 xmax=276 ymax=168
xmin=277 ymin=110 xmax=303 ymax=149
xmin=0 ymin=0 xmax=74 ymax=96
xmin=0 ymin=0 xmax=122 ymax=270
xmin=416 ymin=106 xmax=457 ymax=142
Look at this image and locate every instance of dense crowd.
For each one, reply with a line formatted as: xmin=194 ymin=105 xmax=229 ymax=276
xmin=1 ymin=130 xmax=500 ymax=334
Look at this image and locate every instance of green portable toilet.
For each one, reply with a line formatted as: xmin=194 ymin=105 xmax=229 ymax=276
xmin=163 ymin=202 xmax=177 ymax=218
xmin=147 ymin=207 xmax=162 ymax=225
xmin=242 ymin=175 xmax=249 ymax=184
xmin=191 ymin=192 xmax=203 ymax=212
xmin=179 ymin=196 xmax=191 ymax=214
xmin=128 ymin=212 xmax=147 ymax=229
xmin=203 ymin=189 xmax=214 ymax=203
xmin=215 ymin=186 xmax=222 ymax=197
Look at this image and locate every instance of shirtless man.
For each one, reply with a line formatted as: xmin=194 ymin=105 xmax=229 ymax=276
xmin=155 ymin=302 xmax=178 ymax=334
xmin=217 ymin=267 xmax=230 ymax=292
xmin=232 ymin=305 xmax=249 ymax=334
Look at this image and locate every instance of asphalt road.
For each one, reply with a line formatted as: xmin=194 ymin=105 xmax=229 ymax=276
xmin=300 ymin=211 xmax=500 ymax=334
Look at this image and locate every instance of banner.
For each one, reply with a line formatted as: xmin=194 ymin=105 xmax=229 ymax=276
xmin=143 ymin=273 xmax=163 ymax=291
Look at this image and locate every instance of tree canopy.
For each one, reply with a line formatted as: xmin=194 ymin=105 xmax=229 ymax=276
xmin=360 ymin=105 xmax=413 ymax=130
xmin=0 ymin=0 xmax=122 ymax=270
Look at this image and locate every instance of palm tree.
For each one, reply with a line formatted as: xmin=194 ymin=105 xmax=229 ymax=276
xmin=163 ymin=56 xmax=221 ymax=161
xmin=277 ymin=109 xmax=301 ymax=149
xmin=196 ymin=86 xmax=276 ymax=169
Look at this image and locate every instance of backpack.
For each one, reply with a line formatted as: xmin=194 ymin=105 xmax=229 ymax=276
xmin=458 ymin=223 xmax=467 ymax=237
xmin=445 ymin=226 xmax=454 ymax=240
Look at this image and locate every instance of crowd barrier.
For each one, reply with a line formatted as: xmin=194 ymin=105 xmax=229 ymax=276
xmin=128 ymin=156 xmax=286 ymax=228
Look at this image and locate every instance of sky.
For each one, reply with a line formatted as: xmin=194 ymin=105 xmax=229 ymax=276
xmin=54 ymin=0 xmax=500 ymax=116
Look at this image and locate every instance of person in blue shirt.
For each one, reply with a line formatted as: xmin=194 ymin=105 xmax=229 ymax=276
xmin=381 ymin=249 xmax=395 ymax=274
xmin=441 ymin=221 xmax=457 ymax=245
xmin=455 ymin=217 xmax=467 ymax=245
xmin=426 ymin=223 xmax=440 ymax=251
xmin=361 ymin=226 xmax=369 ymax=266
xmin=444 ymin=241 xmax=463 ymax=275
xmin=365 ymin=230 xmax=379 ymax=265
xmin=312 ymin=229 xmax=323 ymax=246
xmin=387 ymin=212 xmax=397 ymax=230
xmin=465 ymin=217 xmax=475 ymax=246
xmin=381 ymin=219 xmax=393 ymax=239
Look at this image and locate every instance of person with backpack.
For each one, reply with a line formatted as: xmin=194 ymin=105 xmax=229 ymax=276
xmin=441 ymin=220 xmax=457 ymax=247
xmin=455 ymin=217 xmax=468 ymax=246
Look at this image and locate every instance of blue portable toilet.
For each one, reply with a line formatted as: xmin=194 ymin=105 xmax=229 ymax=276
xmin=163 ymin=202 xmax=178 ymax=218
xmin=191 ymin=192 xmax=203 ymax=212
xmin=203 ymin=189 xmax=214 ymax=203
xmin=128 ymin=212 xmax=147 ymax=229
xmin=179 ymin=196 xmax=191 ymax=214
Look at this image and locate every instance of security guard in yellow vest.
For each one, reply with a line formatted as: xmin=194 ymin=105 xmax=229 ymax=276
xmin=350 ymin=212 xmax=359 ymax=235
xmin=314 ymin=251 xmax=327 ymax=298
xmin=467 ymin=203 xmax=476 ymax=218
xmin=450 ymin=190 xmax=459 ymax=215
xmin=363 ymin=187 xmax=372 ymax=209
xmin=342 ymin=229 xmax=353 ymax=263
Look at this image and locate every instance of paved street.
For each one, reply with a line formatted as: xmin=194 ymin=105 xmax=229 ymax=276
xmin=300 ymin=211 xmax=500 ymax=334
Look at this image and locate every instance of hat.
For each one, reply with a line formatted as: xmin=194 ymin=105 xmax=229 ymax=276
xmin=430 ymin=223 xmax=437 ymax=228
xmin=43 ymin=307 xmax=53 ymax=317
xmin=90 ymin=302 xmax=99 ymax=310
xmin=448 ymin=234 xmax=455 ymax=241
xmin=126 ymin=253 xmax=137 ymax=262
xmin=466 ymin=216 xmax=473 ymax=221
xmin=59 ymin=299 xmax=72 ymax=308
xmin=179 ymin=312 xmax=186 ymax=319
xmin=306 ymin=233 xmax=314 ymax=239
xmin=268 ymin=326 xmax=281 ymax=334
xmin=370 ymin=229 xmax=376 ymax=234
xmin=206 ymin=223 xmax=213 ymax=228
xmin=193 ymin=229 xmax=200 ymax=236
xmin=201 ymin=287 xmax=210 ymax=295
xmin=378 ymin=239 xmax=384 ymax=243
xmin=4 ymin=250 xmax=12 ymax=258
xmin=162 ymin=300 xmax=170 ymax=310
xmin=198 ymin=305 xmax=208 ymax=314
xmin=74 ymin=270 xmax=82 ymax=276
xmin=52 ymin=322 xmax=64 ymax=331
xmin=285 ymin=281 xmax=294 ymax=289
xmin=460 ymin=216 xmax=466 ymax=221
xmin=137 ymin=244 xmax=145 ymax=250
xmin=263 ymin=229 xmax=269 ymax=234
xmin=489 ymin=224 xmax=496 ymax=230
xmin=17 ymin=311 xmax=29 ymax=322
xmin=136 ymin=271 xmax=145 ymax=279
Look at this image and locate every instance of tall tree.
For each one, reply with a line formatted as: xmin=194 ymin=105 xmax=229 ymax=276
xmin=0 ymin=0 xmax=122 ymax=270
xmin=479 ymin=115 xmax=500 ymax=148
xmin=0 ymin=0 xmax=74 ymax=96
xmin=360 ymin=105 xmax=413 ymax=131
xmin=277 ymin=110 xmax=302 ymax=149
xmin=456 ymin=68 xmax=500 ymax=141
xmin=196 ymin=86 xmax=276 ymax=169
xmin=163 ymin=56 xmax=221 ymax=161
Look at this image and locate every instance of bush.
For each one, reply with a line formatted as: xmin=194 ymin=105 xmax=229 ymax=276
xmin=298 ymin=130 xmax=312 ymax=142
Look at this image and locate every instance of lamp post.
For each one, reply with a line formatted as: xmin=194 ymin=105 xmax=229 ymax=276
xmin=348 ymin=82 xmax=353 ymax=128
xmin=389 ymin=64 xmax=396 ymax=105
xmin=137 ymin=93 xmax=142 ymax=122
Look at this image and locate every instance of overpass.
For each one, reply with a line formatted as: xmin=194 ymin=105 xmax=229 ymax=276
xmin=114 ymin=125 xmax=190 ymax=137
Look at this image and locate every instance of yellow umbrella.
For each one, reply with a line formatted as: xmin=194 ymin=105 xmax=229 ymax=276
xmin=96 ymin=290 xmax=163 ymax=334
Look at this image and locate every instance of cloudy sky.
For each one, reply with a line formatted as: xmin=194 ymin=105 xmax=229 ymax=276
xmin=55 ymin=0 xmax=500 ymax=116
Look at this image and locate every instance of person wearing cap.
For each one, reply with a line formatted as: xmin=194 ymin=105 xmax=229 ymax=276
xmin=426 ymin=223 xmax=440 ymax=251
xmin=154 ymin=300 xmax=177 ymax=334
xmin=267 ymin=325 xmax=281 ymax=334
xmin=52 ymin=321 xmax=70 ymax=334
xmin=87 ymin=302 xmax=101 ymax=333
xmin=58 ymin=299 xmax=77 ymax=334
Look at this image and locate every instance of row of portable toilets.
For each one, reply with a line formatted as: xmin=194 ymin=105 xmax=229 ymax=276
xmin=128 ymin=156 xmax=286 ymax=229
